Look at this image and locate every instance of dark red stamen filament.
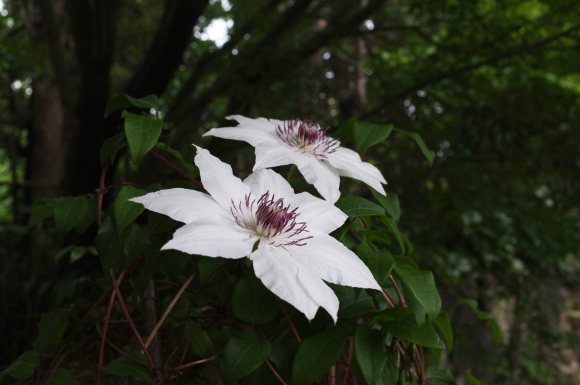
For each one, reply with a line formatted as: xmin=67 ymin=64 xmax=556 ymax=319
xmin=276 ymin=119 xmax=340 ymax=158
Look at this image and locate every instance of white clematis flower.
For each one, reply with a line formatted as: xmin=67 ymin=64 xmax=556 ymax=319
xmin=131 ymin=146 xmax=381 ymax=321
xmin=203 ymin=116 xmax=387 ymax=203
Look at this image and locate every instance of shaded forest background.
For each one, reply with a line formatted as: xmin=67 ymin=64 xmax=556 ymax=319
xmin=1 ymin=0 xmax=580 ymax=383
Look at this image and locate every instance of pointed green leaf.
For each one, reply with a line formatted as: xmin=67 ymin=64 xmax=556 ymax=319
xmin=184 ymin=322 xmax=213 ymax=358
xmin=122 ymin=223 xmax=150 ymax=262
xmin=35 ymin=309 xmax=70 ymax=356
xmin=100 ymin=132 xmax=127 ymax=166
xmin=233 ymin=277 xmax=279 ymax=324
xmin=156 ymin=142 xmax=198 ymax=177
xmin=380 ymin=354 xmax=399 ymax=385
xmin=28 ymin=198 xmax=57 ymax=228
xmin=102 ymin=353 xmax=153 ymax=382
xmin=370 ymin=188 xmax=400 ymax=222
xmin=394 ymin=128 xmax=434 ymax=166
xmin=331 ymin=285 xmax=374 ymax=318
xmin=122 ymin=110 xmax=163 ymax=164
xmin=336 ymin=196 xmax=385 ymax=217
xmin=96 ymin=216 xmax=125 ymax=272
xmin=466 ymin=369 xmax=493 ymax=385
xmin=435 ymin=311 xmax=454 ymax=352
xmin=356 ymin=242 xmax=395 ymax=286
xmin=394 ymin=263 xmax=441 ymax=322
xmin=0 ymin=351 xmax=39 ymax=380
xmin=355 ymin=326 xmax=387 ymax=385
xmin=292 ymin=326 xmax=349 ymax=385
xmin=334 ymin=118 xmax=394 ymax=154
xmin=427 ymin=367 xmax=457 ymax=385
xmin=53 ymin=196 xmax=89 ymax=234
xmin=329 ymin=218 xmax=354 ymax=241
xmin=115 ymin=185 xmax=147 ymax=236
xmin=43 ymin=368 xmax=79 ymax=385
xmin=222 ymin=332 xmax=271 ymax=384
xmin=380 ymin=216 xmax=405 ymax=253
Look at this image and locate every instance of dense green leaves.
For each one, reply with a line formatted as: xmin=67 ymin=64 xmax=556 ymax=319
xmin=381 ymin=216 xmax=405 ymax=253
xmin=370 ymin=188 xmax=401 ymax=223
xmin=232 ymin=277 xmax=279 ymax=324
xmin=102 ymin=354 xmax=153 ymax=382
xmin=114 ymin=185 xmax=147 ymax=235
xmin=355 ymin=326 xmax=387 ymax=385
xmin=43 ymin=368 xmax=79 ymax=385
xmin=222 ymin=333 xmax=271 ymax=384
xmin=374 ymin=308 xmax=445 ymax=349
xmin=35 ymin=309 xmax=70 ymax=356
xmin=394 ymin=263 xmax=441 ymax=322
xmin=356 ymin=242 xmax=395 ymax=286
xmin=28 ymin=196 xmax=97 ymax=234
xmin=334 ymin=118 xmax=394 ymax=154
xmin=122 ymin=110 xmax=163 ymax=164
xmin=335 ymin=196 xmax=385 ymax=217
xmin=292 ymin=326 xmax=349 ymax=385
xmin=100 ymin=132 xmax=127 ymax=166
xmin=0 ymin=351 xmax=38 ymax=381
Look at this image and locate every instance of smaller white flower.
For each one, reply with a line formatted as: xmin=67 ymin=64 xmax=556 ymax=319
xmin=131 ymin=146 xmax=381 ymax=321
xmin=204 ymin=116 xmax=387 ymax=203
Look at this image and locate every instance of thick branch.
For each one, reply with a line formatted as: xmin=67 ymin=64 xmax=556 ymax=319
xmin=125 ymin=0 xmax=209 ymax=98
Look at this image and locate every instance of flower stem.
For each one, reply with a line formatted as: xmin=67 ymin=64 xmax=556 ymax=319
xmin=286 ymin=164 xmax=296 ymax=183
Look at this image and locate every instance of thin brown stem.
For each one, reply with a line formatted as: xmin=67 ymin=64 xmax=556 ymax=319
xmin=381 ymin=288 xmax=397 ymax=308
xmin=266 ymin=360 xmax=288 ymax=385
xmin=97 ymin=165 xmax=108 ymax=227
xmin=348 ymin=228 xmax=364 ymax=243
xmin=171 ymin=356 xmax=218 ymax=372
xmin=341 ymin=337 xmax=354 ymax=385
xmin=150 ymin=150 xmax=205 ymax=191
xmin=277 ymin=297 xmax=301 ymax=344
xmin=389 ymin=275 xmax=407 ymax=307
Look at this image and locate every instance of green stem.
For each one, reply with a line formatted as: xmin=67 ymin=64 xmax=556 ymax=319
xmin=286 ymin=164 xmax=296 ymax=183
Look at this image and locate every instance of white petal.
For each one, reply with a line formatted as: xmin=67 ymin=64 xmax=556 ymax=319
xmin=251 ymin=243 xmax=339 ymax=321
xmin=326 ymin=148 xmax=387 ymax=195
xmin=293 ymin=192 xmax=347 ymax=234
xmin=253 ymin=143 xmax=298 ymax=170
xmin=226 ymin=115 xmax=279 ymax=131
xmin=130 ymin=188 xmax=226 ymax=224
xmin=193 ymin=146 xmax=251 ymax=208
xmin=162 ymin=219 xmax=256 ymax=259
xmin=295 ymin=157 xmax=341 ymax=203
xmin=287 ymin=230 xmax=381 ymax=290
xmin=243 ymin=169 xmax=295 ymax=200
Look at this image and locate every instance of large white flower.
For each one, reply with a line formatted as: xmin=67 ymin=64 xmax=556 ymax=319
xmin=203 ymin=116 xmax=387 ymax=203
xmin=131 ymin=146 xmax=380 ymax=321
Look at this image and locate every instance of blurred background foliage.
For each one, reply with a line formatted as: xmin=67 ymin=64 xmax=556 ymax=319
xmin=0 ymin=0 xmax=579 ymax=383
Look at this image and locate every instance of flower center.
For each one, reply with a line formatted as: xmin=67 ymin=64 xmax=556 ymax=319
xmin=230 ymin=192 xmax=312 ymax=246
xmin=276 ymin=119 xmax=340 ymax=158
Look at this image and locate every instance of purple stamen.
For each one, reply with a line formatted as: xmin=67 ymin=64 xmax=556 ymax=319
xmin=276 ymin=119 xmax=340 ymax=158
xmin=230 ymin=191 xmax=312 ymax=246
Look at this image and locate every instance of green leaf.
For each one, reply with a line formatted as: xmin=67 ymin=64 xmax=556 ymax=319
xmin=356 ymin=242 xmax=395 ymax=286
xmin=122 ymin=110 xmax=163 ymax=164
xmin=0 ymin=351 xmax=39 ymax=380
xmin=35 ymin=308 xmax=70 ymax=356
xmin=370 ymin=188 xmax=400 ymax=222
xmin=380 ymin=216 xmax=405 ymax=253
xmin=222 ymin=332 xmax=271 ymax=384
xmin=435 ymin=311 xmax=454 ymax=352
xmin=184 ymin=322 xmax=213 ymax=358
xmin=355 ymin=326 xmax=387 ymax=385
xmin=122 ymin=223 xmax=150 ymax=262
xmin=156 ymin=142 xmax=198 ymax=177
xmin=100 ymin=132 xmax=127 ymax=166
xmin=380 ymin=354 xmax=399 ymax=385
xmin=43 ymin=368 xmax=79 ymax=385
xmin=53 ymin=196 xmax=91 ymax=234
xmin=28 ymin=198 xmax=57 ymax=228
xmin=401 ymin=280 xmax=427 ymax=324
xmin=115 ymin=185 xmax=147 ymax=236
xmin=105 ymin=93 xmax=161 ymax=117
xmin=95 ymin=216 xmax=125 ymax=272
xmin=334 ymin=118 xmax=394 ymax=154
xmin=102 ymin=353 xmax=153 ymax=382
xmin=70 ymin=246 xmax=87 ymax=263
xmin=427 ymin=367 xmax=457 ymax=385
xmin=329 ymin=218 xmax=354 ymax=241
xmin=374 ymin=308 xmax=445 ymax=349
xmin=335 ymin=196 xmax=386 ymax=217
xmin=394 ymin=128 xmax=434 ymax=166
xmin=393 ymin=263 xmax=441 ymax=321
xmin=331 ymin=285 xmax=374 ymax=318
xmin=233 ymin=277 xmax=279 ymax=324
xmin=292 ymin=326 xmax=349 ymax=385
